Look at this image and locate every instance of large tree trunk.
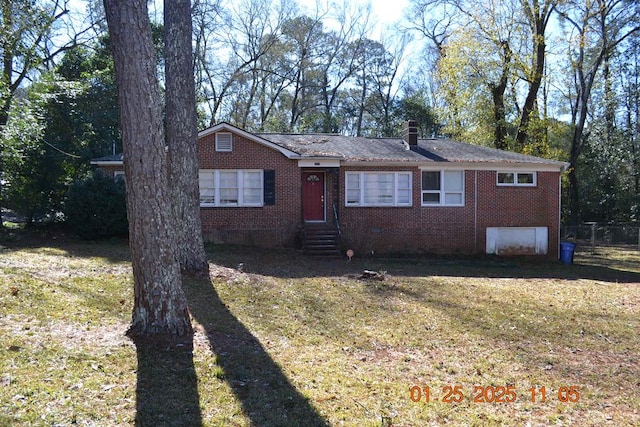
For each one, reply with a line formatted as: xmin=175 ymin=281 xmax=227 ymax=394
xmin=567 ymin=153 xmax=581 ymax=226
xmin=104 ymin=0 xmax=192 ymax=342
xmin=490 ymin=40 xmax=511 ymax=151
xmin=630 ymin=73 xmax=640 ymax=222
xmin=164 ymin=0 xmax=209 ymax=276
xmin=490 ymin=81 xmax=508 ymax=150
xmin=516 ymin=0 xmax=555 ymax=149
xmin=515 ymin=32 xmax=545 ymax=148
xmin=567 ymin=79 xmax=591 ymax=225
xmin=566 ymin=46 xmax=602 ymax=226
xmin=0 ymin=0 xmax=14 ymax=229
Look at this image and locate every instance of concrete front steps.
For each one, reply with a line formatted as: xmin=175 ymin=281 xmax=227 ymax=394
xmin=302 ymin=223 xmax=341 ymax=257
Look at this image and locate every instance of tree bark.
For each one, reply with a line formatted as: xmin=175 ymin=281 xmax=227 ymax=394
xmin=164 ymin=0 xmax=209 ymax=276
xmin=516 ymin=0 xmax=555 ymax=149
xmin=490 ymin=81 xmax=508 ymax=150
xmin=515 ymin=32 xmax=544 ymax=147
xmin=489 ymin=40 xmax=511 ymax=150
xmin=0 ymin=0 xmax=15 ymax=229
xmin=103 ymin=0 xmax=192 ymax=342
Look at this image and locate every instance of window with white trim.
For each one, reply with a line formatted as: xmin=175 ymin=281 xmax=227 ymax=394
xmin=199 ymin=171 xmax=215 ymax=204
xmin=199 ymin=169 xmax=263 ymax=206
xmin=421 ymin=170 xmax=464 ymax=206
xmin=218 ymin=171 xmax=238 ymax=204
xmin=215 ymin=132 xmax=233 ymax=152
xmin=345 ymin=172 xmax=412 ymax=207
xmin=497 ymin=172 xmax=536 ymax=186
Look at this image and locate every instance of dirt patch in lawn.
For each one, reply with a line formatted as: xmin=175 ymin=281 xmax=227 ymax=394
xmin=1 ymin=315 xmax=133 ymax=352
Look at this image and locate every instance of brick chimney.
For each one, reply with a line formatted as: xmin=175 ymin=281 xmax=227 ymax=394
xmin=402 ymin=120 xmax=418 ymax=149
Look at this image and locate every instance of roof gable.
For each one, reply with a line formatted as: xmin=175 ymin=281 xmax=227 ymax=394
xmin=198 ymin=122 xmax=300 ymax=159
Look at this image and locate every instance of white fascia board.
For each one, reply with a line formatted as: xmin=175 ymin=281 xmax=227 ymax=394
xmin=342 ymin=160 xmax=561 ymax=171
xmin=342 ymin=160 xmax=424 ymax=168
xmin=199 ymin=122 xmax=300 ymax=159
xmin=418 ymin=163 xmax=566 ymax=172
xmin=298 ymin=158 xmax=341 ymax=167
xmin=90 ymin=160 xmax=123 ymax=166
xmin=486 ymin=162 xmax=569 ymax=172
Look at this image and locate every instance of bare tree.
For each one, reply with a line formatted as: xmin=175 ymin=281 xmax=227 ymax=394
xmin=409 ymin=0 xmax=564 ymax=151
xmin=621 ymin=33 xmax=640 ymax=221
xmin=350 ymin=34 xmax=408 ymax=137
xmin=515 ymin=0 xmax=558 ymax=148
xmin=317 ymin=1 xmax=374 ymax=133
xmin=103 ymin=0 xmax=191 ymax=342
xmin=557 ymin=0 xmax=640 ymax=224
xmin=281 ymin=14 xmax=326 ymax=130
xmin=193 ymin=0 xmax=294 ymax=126
xmin=409 ymin=0 xmax=519 ymax=149
xmin=405 ymin=0 xmax=456 ymax=111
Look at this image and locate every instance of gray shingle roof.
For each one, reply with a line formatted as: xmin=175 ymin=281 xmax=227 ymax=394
xmin=91 ymin=125 xmax=567 ymax=170
xmin=256 ymin=133 xmax=566 ymax=166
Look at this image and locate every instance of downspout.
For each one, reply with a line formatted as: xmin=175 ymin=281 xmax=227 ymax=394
xmin=558 ymin=173 xmax=562 ymax=260
xmin=474 ymin=170 xmax=478 ymax=253
xmin=335 ymin=167 xmax=340 ymax=218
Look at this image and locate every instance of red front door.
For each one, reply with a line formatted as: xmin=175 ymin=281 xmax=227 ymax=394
xmin=302 ymin=171 xmax=325 ymax=221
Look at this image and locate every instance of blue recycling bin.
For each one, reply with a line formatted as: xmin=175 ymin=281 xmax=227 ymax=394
xmin=559 ymin=242 xmax=576 ymax=265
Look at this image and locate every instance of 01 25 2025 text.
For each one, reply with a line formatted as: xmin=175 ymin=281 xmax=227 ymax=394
xmin=409 ymin=385 xmax=580 ymax=404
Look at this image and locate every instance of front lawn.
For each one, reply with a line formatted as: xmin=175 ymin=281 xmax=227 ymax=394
xmin=1 ymin=235 xmax=638 ymax=426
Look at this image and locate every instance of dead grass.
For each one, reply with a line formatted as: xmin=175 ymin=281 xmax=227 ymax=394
xmin=1 ymin=236 xmax=639 ymax=426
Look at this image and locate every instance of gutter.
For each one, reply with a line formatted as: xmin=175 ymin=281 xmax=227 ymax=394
xmin=90 ymin=160 xmax=123 ymax=166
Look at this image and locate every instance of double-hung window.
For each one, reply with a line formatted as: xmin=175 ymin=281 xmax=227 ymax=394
xmin=218 ymin=171 xmax=239 ymax=204
xmin=199 ymin=169 xmax=263 ymax=207
xmin=421 ymin=170 xmax=464 ymax=206
xmin=497 ymin=171 xmax=536 ymax=186
xmin=345 ymin=172 xmax=412 ymax=207
xmin=199 ymin=172 xmax=216 ymax=204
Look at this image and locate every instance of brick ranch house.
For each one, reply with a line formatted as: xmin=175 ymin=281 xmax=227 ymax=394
xmin=92 ymin=121 xmax=568 ymax=259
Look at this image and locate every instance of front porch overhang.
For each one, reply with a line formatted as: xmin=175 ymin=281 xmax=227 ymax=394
xmin=297 ymin=158 xmax=341 ymax=168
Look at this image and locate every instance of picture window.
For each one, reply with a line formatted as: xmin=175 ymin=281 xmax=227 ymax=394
xmin=199 ymin=169 xmax=263 ymax=207
xmin=345 ymin=172 xmax=412 ymax=207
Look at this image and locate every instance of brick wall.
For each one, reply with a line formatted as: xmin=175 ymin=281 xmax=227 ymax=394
xmin=338 ymin=166 xmax=474 ymax=255
xmin=97 ymin=165 xmax=124 ymax=177
xmin=198 ymin=132 xmax=302 ymax=247
xmin=96 ymin=131 xmax=562 ymax=257
xmin=476 ymin=170 xmax=561 ymax=259
xmin=338 ymin=167 xmax=561 ymax=258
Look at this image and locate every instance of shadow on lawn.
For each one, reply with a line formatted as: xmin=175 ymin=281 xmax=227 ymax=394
xmin=185 ymin=276 xmax=328 ymax=427
xmin=2 ymin=230 xmax=637 ymax=284
xmin=0 ymin=230 xmax=132 ymax=264
xmin=134 ymin=341 xmax=202 ymax=426
xmin=208 ymin=245 xmax=640 ymax=284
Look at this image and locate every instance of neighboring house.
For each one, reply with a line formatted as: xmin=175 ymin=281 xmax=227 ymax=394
xmin=91 ymin=121 xmax=568 ymax=258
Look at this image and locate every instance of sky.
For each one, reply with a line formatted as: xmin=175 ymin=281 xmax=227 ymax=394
xmin=67 ymin=0 xmax=412 ymax=41
xmin=298 ymin=0 xmax=411 ymax=39
xmin=368 ymin=0 xmax=409 ymax=25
